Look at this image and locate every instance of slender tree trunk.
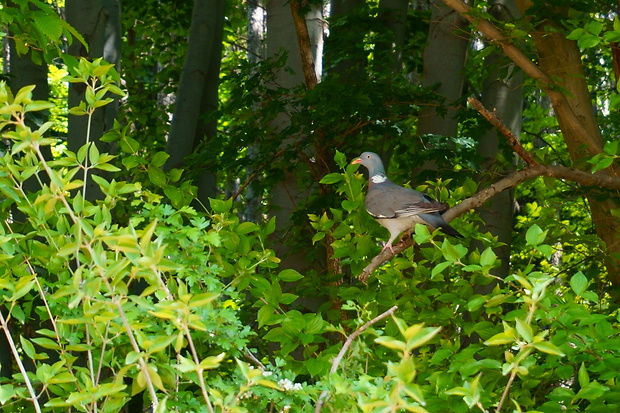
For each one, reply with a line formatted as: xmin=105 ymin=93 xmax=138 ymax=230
xmin=516 ymin=0 xmax=620 ymax=285
xmin=66 ymin=0 xmax=121 ymax=201
xmin=165 ymin=0 xmax=225 ymax=206
xmin=474 ymin=0 xmax=523 ymax=282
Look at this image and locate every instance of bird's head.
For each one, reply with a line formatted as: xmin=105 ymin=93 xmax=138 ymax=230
xmin=352 ymin=152 xmax=388 ymax=183
xmin=352 ymin=152 xmax=383 ymax=170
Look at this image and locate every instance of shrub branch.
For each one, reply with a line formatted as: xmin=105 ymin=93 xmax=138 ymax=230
xmin=314 ymin=305 xmax=398 ymax=412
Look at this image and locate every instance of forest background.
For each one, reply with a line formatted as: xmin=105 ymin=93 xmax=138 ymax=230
xmin=1 ymin=0 xmax=620 ymax=411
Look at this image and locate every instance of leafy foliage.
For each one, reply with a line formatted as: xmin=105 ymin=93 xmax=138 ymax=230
xmin=3 ymin=0 xmax=620 ymax=411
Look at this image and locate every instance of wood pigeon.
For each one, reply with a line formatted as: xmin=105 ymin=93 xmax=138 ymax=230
xmin=352 ymin=151 xmax=462 ymax=253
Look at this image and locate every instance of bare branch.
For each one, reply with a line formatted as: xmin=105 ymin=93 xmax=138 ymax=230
xmin=315 ymin=305 xmax=398 ymax=413
xmin=468 ymin=97 xmax=537 ymax=166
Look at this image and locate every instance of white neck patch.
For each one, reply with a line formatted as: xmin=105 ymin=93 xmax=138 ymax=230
xmin=371 ymin=174 xmax=387 ymax=183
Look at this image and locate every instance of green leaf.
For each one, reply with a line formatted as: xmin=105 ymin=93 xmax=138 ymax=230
xmin=375 ymin=336 xmax=407 ymax=352
xmin=578 ymin=362 xmax=589 ymax=388
xmin=334 ymin=150 xmax=347 ymax=168
xmin=604 ymin=140 xmax=619 ymax=156
xmin=0 ymin=384 xmax=15 ymax=404
xmin=441 ymin=239 xmax=466 ymax=262
xmin=485 ymin=331 xmax=515 ymax=346
xmin=525 ymin=224 xmax=547 ymax=246
xmin=148 ymin=166 xmax=167 ymax=187
xmin=320 ymin=173 xmax=343 ymax=184
xmin=175 ymin=355 xmax=197 ymax=373
xmin=592 ymin=155 xmax=614 ymax=173
xmin=515 ymin=317 xmax=533 ymax=343
xmin=532 ymin=340 xmax=565 ymax=357
xmin=258 ymin=305 xmax=277 ymax=328
xmin=236 ymin=221 xmax=259 ymax=235
xmin=11 ymin=276 xmax=35 ymax=301
xmin=575 ymin=381 xmax=609 ymax=400
xmin=278 ymin=269 xmax=304 ymax=282
xmin=19 ymin=336 xmax=36 ymax=360
xmin=24 ymin=101 xmax=55 ymax=112
xmin=33 ymin=12 xmax=63 ymax=40
xmin=431 ymin=261 xmax=451 ymax=279
xmin=89 ymin=142 xmax=100 ymax=164
xmin=120 ymin=136 xmax=141 ymax=153
xmin=13 ymin=85 xmax=35 ymax=105
xmin=570 ymin=271 xmax=588 ymax=296
xmin=151 ymin=151 xmax=170 ymax=167
xmin=466 ymin=295 xmax=486 ymax=312
xmin=406 ymin=326 xmax=441 ymax=351
xmin=199 ymin=352 xmax=226 ymax=370
xmin=413 ymin=224 xmax=431 ymax=245
xmin=480 ymin=247 xmax=497 ymax=267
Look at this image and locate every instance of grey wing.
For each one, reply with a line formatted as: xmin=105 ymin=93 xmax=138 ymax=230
xmin=394 ymin=189 xmax=449 ymax=217
xmin=394 ymin=200 xmax=449 ymax=218
xmin=366 ymin=185 xmax=448 ymax=219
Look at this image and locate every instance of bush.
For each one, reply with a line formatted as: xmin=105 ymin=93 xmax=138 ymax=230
xmin=0 ymin=60 xmax=619 ymax=412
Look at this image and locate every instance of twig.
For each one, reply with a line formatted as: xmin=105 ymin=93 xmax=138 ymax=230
xmin=0 ymin=310 xmax=42 ymax=413
xmin=314 ymin=305 xmax=398 ymax=413
xmin=245 ymin=348 xmax=266 ymax=370
xmin=496 ymin=370 xmax=517 ymax=412
xmin=231 ymin=146 xmax=289 ymax=201
xmin=468 ymin=97 xmax=538 ymax=167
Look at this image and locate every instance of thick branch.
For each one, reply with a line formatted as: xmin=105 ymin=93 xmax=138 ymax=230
xmin=290 ymin=0 xmax=318 ymax=89
xmin=440 ymin=0 xmax=600 ymax=155
xmin=358 ymin=163 xmax=620 ymax=282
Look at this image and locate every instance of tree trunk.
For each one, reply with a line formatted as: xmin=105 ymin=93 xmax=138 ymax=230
xmin=375 ymin=0 xmax=409 ymax=73
xmin=474 ymin=0 xmax=523 ymax=282
xmin=3 ymin=23 xmax=53 ymax=382
xmin=325 ymin=0 xmax=365 ymax=78
xmin=165 ymin=0 xmax=225 ymax=205
xmin=266 ymin=0 xmax=323 ymax=272
xmin=516 ymin=0 xmax=620 ymax=285
xmin=417 ymin=0 xmax=470 ymax=137
xmin=243 ymin=0 xmax=266 ymax=222
xmin=66 ymin=0 xmax=121 ymax=201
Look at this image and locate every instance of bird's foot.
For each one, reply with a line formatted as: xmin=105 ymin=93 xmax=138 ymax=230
xmin=381 ymin=243 xmax=395 ymax=254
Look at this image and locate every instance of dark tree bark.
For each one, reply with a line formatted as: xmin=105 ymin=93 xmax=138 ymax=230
xmin=66 ymin=0 xmax=121 ymax=201
xmin=417 ymin=0 xmax=470 ymax=137
xmin=375 ymin=0 xmax=409 ymax=73
xmin=164 ymin=0 xmax=225 ymax=206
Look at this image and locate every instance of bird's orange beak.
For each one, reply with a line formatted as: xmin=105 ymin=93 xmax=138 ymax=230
xmin=352 ymin=158 xmax=362 ymax=164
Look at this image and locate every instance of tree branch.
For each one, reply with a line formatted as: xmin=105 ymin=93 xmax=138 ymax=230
xmin=314 ymin=305 xmax=398 ymax=413
xmin=290 ymin=0 xmax=318 ymax=90
xmin=468 ymin=97 xmax=537 ymax=166
xmin=440 ymin=0 xmax=600 ymax=155
xmin=358 ymin=163 xmax=620 ymax=282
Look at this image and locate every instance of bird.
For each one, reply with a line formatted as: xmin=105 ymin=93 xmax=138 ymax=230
xmin=352 ymin=151 xmax=462 ymax=253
